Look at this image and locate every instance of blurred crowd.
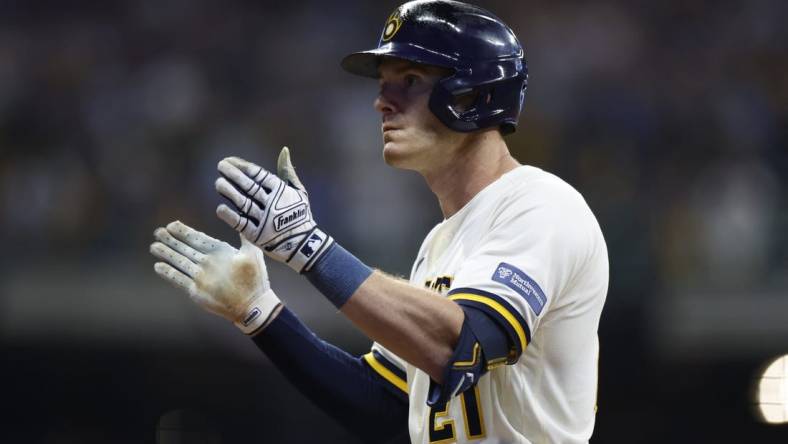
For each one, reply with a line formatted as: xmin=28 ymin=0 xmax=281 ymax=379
xmin=0 ymin=1 xmax=786 ymax=442
xmin=0 ymin=0 xmax=785 ymax=327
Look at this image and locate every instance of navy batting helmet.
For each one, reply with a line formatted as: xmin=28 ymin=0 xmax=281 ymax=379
xmin=341 ymin=0 xmax=528 ymax=135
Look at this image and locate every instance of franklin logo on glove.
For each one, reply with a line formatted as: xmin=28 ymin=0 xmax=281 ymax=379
xmin=274 ymin=204 xmax=307 ymax=232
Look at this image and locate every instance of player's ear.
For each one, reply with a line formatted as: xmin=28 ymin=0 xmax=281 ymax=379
xmin=277 ymin=146 xmax=306 ymax=191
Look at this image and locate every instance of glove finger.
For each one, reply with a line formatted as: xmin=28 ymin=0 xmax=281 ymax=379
xmin=154 ymin=226 xmax=207 ymax=263
xmin=276 ymin=147 xmax=306 ymax=191
xmin=165 ymin=221 xmax=224 ymax=255
xmin=215 ymin=177 xmax=264 ymax=220
xmin=223 ymin=157 xmax=281 ymax=193
xmin=154 ymin=262 xmax=195 ymax=294
xmin=216 ymin=204 xmax=259 ymax=240
xmin=217 ymin=159 xmax=275 ymax=203
xmin=150 ymin=242 xmax=200 ymax=278
xmin=216 ymin=203 xmax=241 ymax=228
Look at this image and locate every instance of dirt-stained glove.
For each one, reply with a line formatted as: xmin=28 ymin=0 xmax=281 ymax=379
xmin=150 ymin=221 xmax=281 ymax=335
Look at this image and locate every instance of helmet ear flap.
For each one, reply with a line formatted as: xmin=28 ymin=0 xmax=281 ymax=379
xmin=451 ymin=90 xmax=480 ymax=114
xmin=429 ymin=74 xmax=516 ymax=133
xmin=429 ymin=75 xmax=482 ymax=133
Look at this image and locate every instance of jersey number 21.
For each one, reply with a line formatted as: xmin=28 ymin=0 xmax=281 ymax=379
xmin=428 ymin=385 xmax=485 ymax=443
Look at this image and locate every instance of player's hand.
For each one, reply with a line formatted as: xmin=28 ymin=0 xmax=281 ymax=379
xmin=214 ymin=147 xmax=333 ymax=273
xmin=150 ymin=221 xmax=282 ymax=335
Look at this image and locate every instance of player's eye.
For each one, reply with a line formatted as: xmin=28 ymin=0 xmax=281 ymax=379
xmin=404 ymin=74 xmax=418 ymax=87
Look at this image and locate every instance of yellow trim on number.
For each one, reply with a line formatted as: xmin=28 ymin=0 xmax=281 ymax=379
xmin=430 ymin=401 xmax=457 ymax=444
xmin=460 ymin=385 xmax=487 ymax=439
xmin=363 ymin=352 xmax=408 ymax=394
xmin=449 ymin=294 xmax=528 ymax=351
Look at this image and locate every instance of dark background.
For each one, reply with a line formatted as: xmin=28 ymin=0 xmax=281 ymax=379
xmin=0 ymin=0 xmax=786 ymax=442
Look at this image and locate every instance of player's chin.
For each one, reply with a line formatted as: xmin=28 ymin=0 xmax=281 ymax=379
xmin=382 ymin=141 xmax=416 ymax=169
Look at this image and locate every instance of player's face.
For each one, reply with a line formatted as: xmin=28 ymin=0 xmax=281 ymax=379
xmin=375 ymin=58 xmax=466 ymax=172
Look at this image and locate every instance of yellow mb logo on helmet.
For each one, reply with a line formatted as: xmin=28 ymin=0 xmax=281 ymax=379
xmin=382 ymin=10 xmax=403 ymax=41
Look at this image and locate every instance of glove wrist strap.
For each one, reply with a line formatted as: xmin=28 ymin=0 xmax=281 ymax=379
xmin=234 ymin=289 xmax=283 ymax=335
xmin=286 ymin=227 xmax=334 ymax=273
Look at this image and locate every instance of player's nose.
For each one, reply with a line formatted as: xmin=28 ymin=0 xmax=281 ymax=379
xmin=374 ymin=84 xmax=398 ymax=116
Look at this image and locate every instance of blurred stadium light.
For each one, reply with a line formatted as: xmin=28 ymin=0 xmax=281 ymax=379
xmin=756 ymin=354 xmax=788 ymax=424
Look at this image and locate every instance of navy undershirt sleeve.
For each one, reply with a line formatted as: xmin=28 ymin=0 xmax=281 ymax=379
xmin=252 ymin=307 xmax=408 ymax=443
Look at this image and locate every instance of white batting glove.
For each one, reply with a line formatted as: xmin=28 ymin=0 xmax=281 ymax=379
xmin=150 ymin=221 xmax=282 ymax=335
xmin=214 ymin=147 xmax=333 ymax=273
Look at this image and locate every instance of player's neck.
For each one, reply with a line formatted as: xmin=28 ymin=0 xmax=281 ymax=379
xmin=422 ymin=132 xmax=520 ymax=219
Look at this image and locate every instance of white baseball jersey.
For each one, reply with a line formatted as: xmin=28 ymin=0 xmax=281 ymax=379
xmin=363 ymin=165 xmax=608 ymax=443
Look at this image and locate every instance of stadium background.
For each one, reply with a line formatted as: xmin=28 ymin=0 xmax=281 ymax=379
xmin=0 ymin=0 xmax=786 ymax=442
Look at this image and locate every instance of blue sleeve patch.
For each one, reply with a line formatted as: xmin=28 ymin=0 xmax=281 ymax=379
xmin=492 ymin=262 xmax=547 ymax=315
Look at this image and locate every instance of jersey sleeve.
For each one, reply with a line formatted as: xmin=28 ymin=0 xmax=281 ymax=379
xmin=363 ymin=342 xmax=409 ymax=400
xmin=448 ymin=190 xmax=586 ymax=364
xmin=252 ymin=307 xmax=408 ymax=442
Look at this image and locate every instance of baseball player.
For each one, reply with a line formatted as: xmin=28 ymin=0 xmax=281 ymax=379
xmin=150 ymin=1 xmax=608 ymax=443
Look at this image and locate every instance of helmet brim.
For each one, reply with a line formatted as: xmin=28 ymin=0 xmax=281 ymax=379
xmin=341 ymin=42 xmax=459 ymax=78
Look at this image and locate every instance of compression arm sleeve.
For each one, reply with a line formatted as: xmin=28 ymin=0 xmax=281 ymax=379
xmin=252 ymin=307 xmax=408 ymax=443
